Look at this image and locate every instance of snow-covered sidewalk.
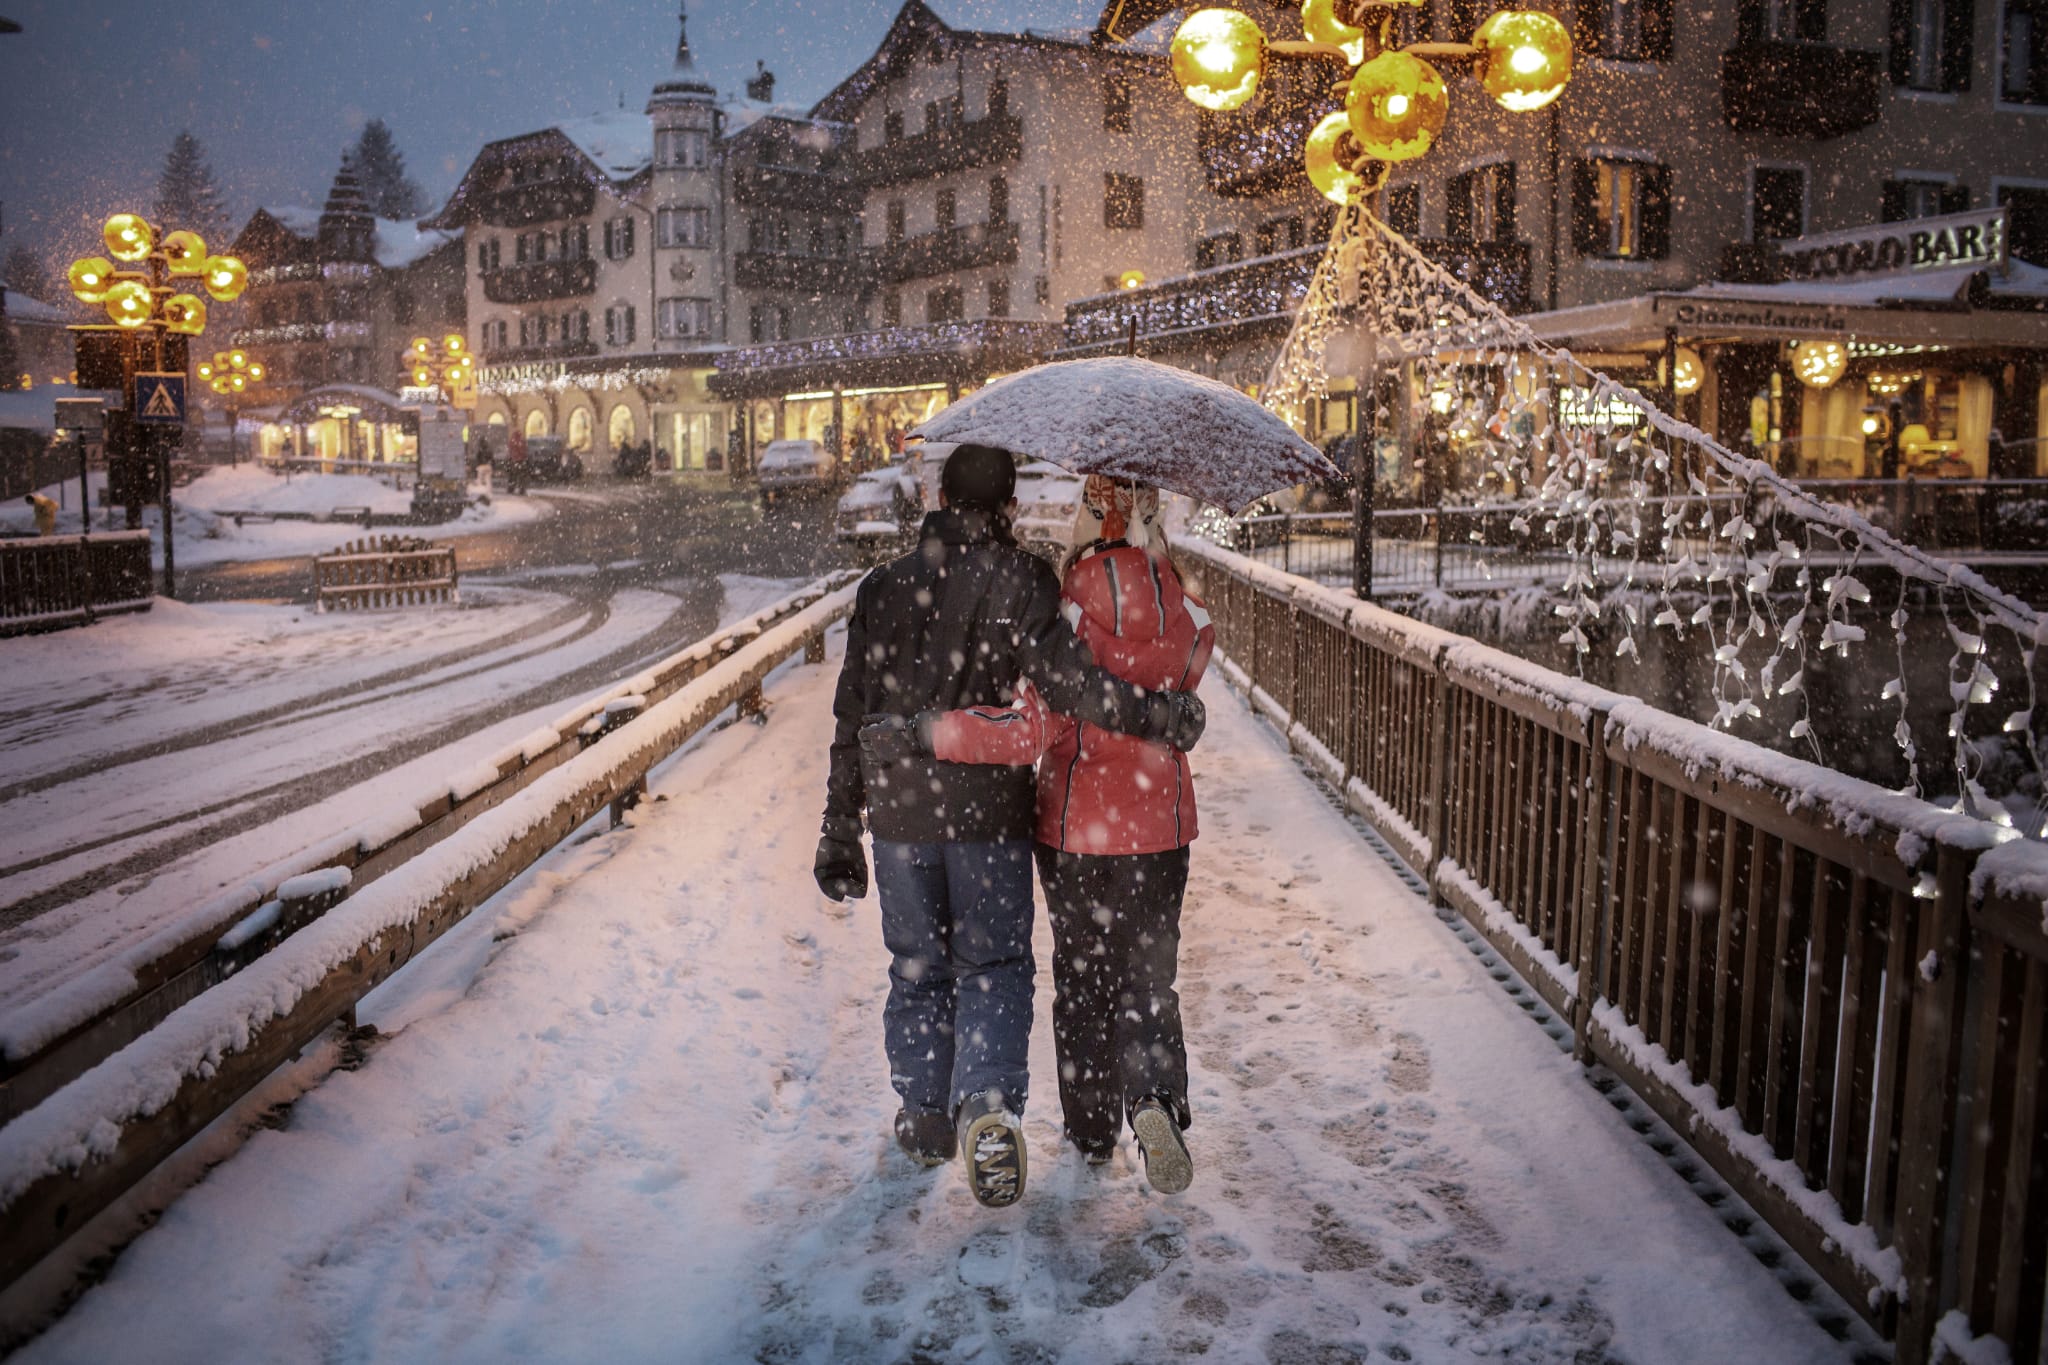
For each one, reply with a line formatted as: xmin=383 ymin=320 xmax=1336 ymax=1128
xmin=14 ymin=636 xmax=1854 ymax=1363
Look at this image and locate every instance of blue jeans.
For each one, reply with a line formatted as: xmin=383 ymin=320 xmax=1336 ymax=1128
xmin=872 ymin=839 xmax=1035 ymax=1120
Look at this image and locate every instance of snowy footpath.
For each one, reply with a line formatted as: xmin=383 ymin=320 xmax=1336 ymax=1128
xmin=15 ymin=636 xmax=1854 ymax=1364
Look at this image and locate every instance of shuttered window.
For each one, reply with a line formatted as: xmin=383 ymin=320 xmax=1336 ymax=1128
xmin=1571 ymin=158 xmax=1672 ymax=259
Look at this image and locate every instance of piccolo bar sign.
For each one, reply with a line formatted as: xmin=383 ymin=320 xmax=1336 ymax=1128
xmin=1773 ymin=208 xmax=2008 ymax=282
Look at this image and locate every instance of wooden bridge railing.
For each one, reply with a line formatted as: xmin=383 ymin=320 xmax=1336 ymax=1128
xmin=0 ymin=532 xmax=152 ymax=634
xmin=1182 ymin=537 xmax=2048 ymax=1365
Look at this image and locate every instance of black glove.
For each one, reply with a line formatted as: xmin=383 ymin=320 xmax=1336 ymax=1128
xmin=1146 ymin=690 xmax=1206 ymax=752
xmin=859 ymin=712 xmax=935 ymax=765
xmin=814 ymin=834 xmax=868 ymax=902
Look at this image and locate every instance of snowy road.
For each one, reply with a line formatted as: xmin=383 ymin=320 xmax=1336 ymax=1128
xmin=0 ymin=573 xmax=804 ymax=1020
xmin=14 ymin=635 xmax=1856 ymax=1364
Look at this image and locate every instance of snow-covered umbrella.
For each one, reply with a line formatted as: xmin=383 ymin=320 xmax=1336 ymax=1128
xmin=908 ymin=356 xmax=1342 ymax=514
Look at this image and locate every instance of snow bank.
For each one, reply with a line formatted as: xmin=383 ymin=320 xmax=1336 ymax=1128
xmin=0 ymin=584 xmax=855 ymax=1210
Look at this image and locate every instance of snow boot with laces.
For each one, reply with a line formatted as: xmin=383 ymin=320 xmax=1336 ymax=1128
xmin=895 ymin=1107 xmax=956 ymax=1167
xmin=958 ymin=1092 xmax=1027 ymax=1208
xmin=1131 ymin=1098 xmax=1192 ymax=1194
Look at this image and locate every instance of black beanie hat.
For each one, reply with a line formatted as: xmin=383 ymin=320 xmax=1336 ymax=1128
xmin=941 ymin=443 xmax=1017 ymax=509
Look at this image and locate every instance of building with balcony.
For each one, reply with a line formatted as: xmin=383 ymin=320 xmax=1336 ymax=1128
xmin=421 ymin=10 xmax=748 ymax=476
xmin=714 ymin=0 xmax=1249 ymax=468
xmin=1084 ymin=0 xmax=2048 ymax=480
xmin=226 ymin=155 xmax=464 ymax=464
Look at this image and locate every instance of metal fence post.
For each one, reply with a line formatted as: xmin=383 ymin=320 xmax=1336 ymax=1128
xmin=1433 ymin=508 xmax=1445 ymax=589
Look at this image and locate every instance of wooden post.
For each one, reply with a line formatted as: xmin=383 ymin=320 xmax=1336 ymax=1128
xmin=804 ymin=630 xmax=827 ymax=665
xmin=1573 ymin=709 xmax=1613 ymax=1063
xmin=1891 ymin=843 xmax=1974 ymax=1363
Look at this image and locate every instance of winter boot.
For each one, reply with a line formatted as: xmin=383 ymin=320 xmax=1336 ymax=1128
xmin=958 ymin=1092 xmax=1027 ymax=1208
xmin=895 ymin=1107 xmax=957 ymax=1167
xmin=1131 ymin=1098 xmax=1193 ymax=1194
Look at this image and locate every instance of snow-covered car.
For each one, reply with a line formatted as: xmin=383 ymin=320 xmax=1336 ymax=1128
xmin=834 ymin=465 xmax=922 ymax=552
xmin=756 ymin=439 xmax=837 ymax=504
xmin=1011 ymin=461 xmax=1085 ymax=564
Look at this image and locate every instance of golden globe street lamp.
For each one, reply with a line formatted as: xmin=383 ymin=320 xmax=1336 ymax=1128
xmin=68 ymin=213 xmax=248 ymax=597
xmin=1168 ymin=2 xmax=1572 ymax=595
xmin=197 ymin=348 xmax=267 ymax=466
xmin=405 ymin=333 xmax=478 ymax=410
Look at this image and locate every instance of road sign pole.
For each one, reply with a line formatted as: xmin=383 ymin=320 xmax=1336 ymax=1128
xmin=158 ymin=430 xmax=175 ymax=600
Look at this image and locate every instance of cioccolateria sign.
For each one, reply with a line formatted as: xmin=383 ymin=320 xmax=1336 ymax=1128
xmin=1770 ymin=207 xmax=2008 ymax=282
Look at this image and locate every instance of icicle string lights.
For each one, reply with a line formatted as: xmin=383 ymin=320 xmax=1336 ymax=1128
xmin=1260 ymin=204 xmax=2045 ymax=797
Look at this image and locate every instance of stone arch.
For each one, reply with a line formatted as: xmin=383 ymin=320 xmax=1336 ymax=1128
xmin=476 ymin=395 xmax=514 ymax=429
xmin=608 ymin=402 xmax=638 ymax=450
xmin=566 ymin=404 xmax=594 ymax=453
xmin=524 ymin=406 xmax=551 ymax=438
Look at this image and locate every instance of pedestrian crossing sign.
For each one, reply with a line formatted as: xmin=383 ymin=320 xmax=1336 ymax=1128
xmin=135 ymin=372 xmax=186 ymax=425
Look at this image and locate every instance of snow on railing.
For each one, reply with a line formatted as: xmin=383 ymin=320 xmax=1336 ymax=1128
xmin=1183 ymin=535 xmax=2048 ymax=1365
xmin=0 ymin=577 xmax=857 ymax=1293
xmin=0 ymin=572 xmax=858 ymax=1121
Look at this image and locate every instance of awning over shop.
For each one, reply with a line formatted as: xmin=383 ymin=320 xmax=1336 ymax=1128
xmin=279 ymin=384 xmax=414 ymax=425
xmin=711 ymin=320 xmax=1061 ymax=400
xmin=1518 ymin=288 xmax=2048 ymax=351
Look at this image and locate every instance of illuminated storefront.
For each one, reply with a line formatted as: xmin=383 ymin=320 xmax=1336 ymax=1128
xmin=260 ymin=384 xmax=422 ymax=467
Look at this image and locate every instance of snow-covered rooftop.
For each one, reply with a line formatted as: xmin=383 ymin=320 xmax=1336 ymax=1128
xmin=554 ymin=110 xmax=654 ymax=180
xmin=373 ymin=220 xmax=456 ymax=271
xmin=252 ymin=206 xmax=455 ymax=270
xmin=0 ymin=380 xmax=85 ymax=433
xmin=2 ymin=291 xmax=79 ymax=326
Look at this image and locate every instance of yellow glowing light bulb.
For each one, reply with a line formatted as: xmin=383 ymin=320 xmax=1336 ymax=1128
xmin=227 ymin=349 xmax=247 ymax=370
xmin=1300 ymin=0 xmax=1366 ymax=63
xmin=68 ymin=256 xmax=116 ymax=303
xmin=197 ymin=362 xmax=216 ymax=380
xmin=1345 ymin=51 xmax=1448 ymax=162
xmin=229 ymin=372 xmax=247 ymax=393
xmin=413 ymin=366 xmax=435 ymax=387
xmin=202 ymin=255 xmax=248 ymax=302
xmin=1473 ymin=10 xmax=1573 ymax=113
xmin=247 ymin=363 xmax=266 ymax=381
xmin=162 ymin=230 xmax=209 ymax=276
xmin=212 ymin=376 xmax=230 ymax=394
xmin=1117 ymin=269 xmax=1147 ymax=290
xmin=102 ymin=280 xmax=153 ymax=328
xmin=1171 ymin=8 xmax=1265 ymax=112
xmin=103 ymin=213 xmax=155 ymax=262
xmin=444 ymin=334 xmax=465 ymax=354
xmin=162 ymin=293 xmax=208 ymax=335
xmin=412 ymin=337 xmax=432 ymax=356
xmin=1304 ymin=110 xmax=1375 ymax=205
xmin=1861 ymin=415 xmax=1881 ymax=435
xmin=1793 ymin=339 xmax=1847 ymax=388
xmin=1661 ymin=345 xmax=1704 ymax=396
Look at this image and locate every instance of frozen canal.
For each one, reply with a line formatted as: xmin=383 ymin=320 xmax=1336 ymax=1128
xmin=13 ymin=637 xmax=1861 ymax=1364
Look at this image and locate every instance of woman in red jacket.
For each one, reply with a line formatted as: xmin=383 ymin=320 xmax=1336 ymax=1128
xmin=923 ymin=476 xmax=1214 ymax=1192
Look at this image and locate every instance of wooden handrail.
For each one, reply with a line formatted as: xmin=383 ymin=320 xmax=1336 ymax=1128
xmin=1180 ymin=537 xmax=2048 ymax=1365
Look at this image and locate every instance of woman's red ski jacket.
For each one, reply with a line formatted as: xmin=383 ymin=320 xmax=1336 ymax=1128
xmin=927 ymin=542 xmax=1214 ymax=855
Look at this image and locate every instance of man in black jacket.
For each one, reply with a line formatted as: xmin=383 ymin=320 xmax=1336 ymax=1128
xmin=814 ymin=444 xmax=1203 ymax=1208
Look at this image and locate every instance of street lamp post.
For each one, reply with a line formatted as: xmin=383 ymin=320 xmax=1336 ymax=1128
xmin=197 ymin=348 xmax=266 ymax=466
xmin=67 ymin=214 xmax=247 ymax=599
xmin=1167 ymin=2 xmax=1572 ymax=598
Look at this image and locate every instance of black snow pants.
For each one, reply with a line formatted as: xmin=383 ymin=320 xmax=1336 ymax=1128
xmin=1035 ymin=843 xmax=1193 ymax=1155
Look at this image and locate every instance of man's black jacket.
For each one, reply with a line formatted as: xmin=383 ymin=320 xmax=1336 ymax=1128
xmin=824 ymin=507 xmax=1164 ymax=845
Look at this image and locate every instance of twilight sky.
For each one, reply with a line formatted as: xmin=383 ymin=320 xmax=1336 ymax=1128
xmin=0 ymin=0 xmax=1104 ymax=269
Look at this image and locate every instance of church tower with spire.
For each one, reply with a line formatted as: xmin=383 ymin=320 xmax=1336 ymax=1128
xmin=646 ymin=4 xmax=724 ymax=352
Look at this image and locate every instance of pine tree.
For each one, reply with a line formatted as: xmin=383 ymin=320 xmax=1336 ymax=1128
xmin=351 ymin=119 xmax=424 ymax=220
xmin=2 ymin=245 xmax=53 ymax=303
xmin=154 ymin=131 xmax=227 ymax=243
